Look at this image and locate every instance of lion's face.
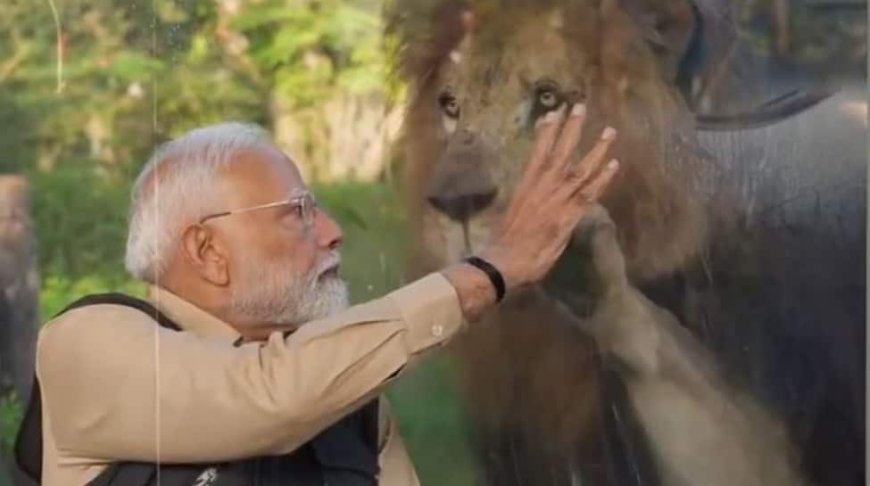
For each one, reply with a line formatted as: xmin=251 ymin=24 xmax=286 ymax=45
xmin=417 ymin=6 xmax=602 ymax=263
xmin=406 ymin=1 xmax=707 ymax=279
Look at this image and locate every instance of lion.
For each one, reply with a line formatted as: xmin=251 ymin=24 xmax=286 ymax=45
xmin=386 ymin=0 xmax=864 ymax=485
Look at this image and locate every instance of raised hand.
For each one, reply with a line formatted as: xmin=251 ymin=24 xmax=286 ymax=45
xmin=480 ymin=103 xmax=619 ymax=292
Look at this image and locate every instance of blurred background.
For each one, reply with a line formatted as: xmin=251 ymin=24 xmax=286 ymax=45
xmin=0 ymin=0 xmax=864 ymax=484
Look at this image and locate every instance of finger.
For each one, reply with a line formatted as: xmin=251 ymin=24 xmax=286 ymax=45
xmin=571 ymin=126 xmax=617 ymax=184
xmin=550 ymin=103 xmax=587 ymax=168
xmin=512 ymin=106 xmax=566 ymax=201
xmin=575 ymin=158 xmax=620 ymax=203
xmin=527 ymin=105 xmax=567 ymax=175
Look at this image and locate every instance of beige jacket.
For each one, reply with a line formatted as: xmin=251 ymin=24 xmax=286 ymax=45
xmin=35 ymin=273 xmax=465 ymax=485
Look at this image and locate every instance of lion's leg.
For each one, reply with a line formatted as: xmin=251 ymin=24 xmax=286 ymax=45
xmin=576 ymin=212 xmax=805 ymax=486
xmin=452 ymin=293 xmax=619 ymax=486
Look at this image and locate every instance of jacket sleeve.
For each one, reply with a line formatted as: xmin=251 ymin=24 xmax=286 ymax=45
xmin=37 ymin=273 xmax=464 ymax=465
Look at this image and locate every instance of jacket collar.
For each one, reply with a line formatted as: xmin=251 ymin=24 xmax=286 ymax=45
xmin=147 ymin=285 xmax=242 ymax=342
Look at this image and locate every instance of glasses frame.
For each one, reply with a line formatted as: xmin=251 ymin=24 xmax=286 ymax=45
xmin=198 ymin=191 xmax=318 ymax=226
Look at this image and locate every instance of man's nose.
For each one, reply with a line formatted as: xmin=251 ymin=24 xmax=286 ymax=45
xmin=315 ymin=210 xmax=344 ymax=250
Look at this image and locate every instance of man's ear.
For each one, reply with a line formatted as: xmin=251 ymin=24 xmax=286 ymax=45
xmin=180 ymin=224 xmax=230 ymax=286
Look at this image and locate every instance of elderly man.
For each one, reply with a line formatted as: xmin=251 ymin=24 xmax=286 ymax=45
xmin=21 ymin=104 xmax=617 ymax=485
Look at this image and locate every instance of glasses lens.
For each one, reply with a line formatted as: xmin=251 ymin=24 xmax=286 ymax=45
xmin=299 ymin=194 xmax=316 ymax=227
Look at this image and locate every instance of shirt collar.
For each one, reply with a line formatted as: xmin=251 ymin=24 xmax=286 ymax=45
xmin=147 ymin=285 xmax=242 ymax=342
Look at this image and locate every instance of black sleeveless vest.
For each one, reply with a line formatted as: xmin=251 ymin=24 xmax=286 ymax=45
xmin=15 ymin=293 xmax=380 ymax=486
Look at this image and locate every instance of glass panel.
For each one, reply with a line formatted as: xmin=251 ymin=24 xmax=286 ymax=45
xmin=0 ymin=0 xmax=863 ymax=485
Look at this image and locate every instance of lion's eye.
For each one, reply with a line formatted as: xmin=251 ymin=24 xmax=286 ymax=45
xmin=439 ymin=92 xmax=461 ymax=119
xmin=527 ymin=81 xmax=565 ymax=128
xmin=537 ymin=90 xmax=559 ymax=109
xmin=534 ymin=83 xmax=563 ymax=113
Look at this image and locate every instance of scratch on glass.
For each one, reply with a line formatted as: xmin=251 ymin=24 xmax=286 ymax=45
xmin=45 ymin=0 xmax=64 ymax=94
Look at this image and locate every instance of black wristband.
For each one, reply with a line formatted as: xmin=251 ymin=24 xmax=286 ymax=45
xmin=464 ymin=256 xmax=507 ymax=303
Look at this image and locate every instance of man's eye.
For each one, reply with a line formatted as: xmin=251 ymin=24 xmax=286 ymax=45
xmin=438 ymin=92 xmax=461 ymax=119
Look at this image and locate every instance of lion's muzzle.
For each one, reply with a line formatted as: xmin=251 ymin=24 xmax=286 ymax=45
xmin=425 ymin=128 xmax=500 ymax=222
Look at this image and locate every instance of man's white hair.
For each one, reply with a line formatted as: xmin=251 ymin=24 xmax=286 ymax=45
xmin=125 ymin=122 xmax=271 ymax=282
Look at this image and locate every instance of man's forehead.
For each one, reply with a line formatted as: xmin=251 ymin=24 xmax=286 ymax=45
xmin=219 ymin=146 xmax=306 ymax=204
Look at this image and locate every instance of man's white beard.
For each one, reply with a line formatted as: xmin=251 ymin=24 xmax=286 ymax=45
xmin=230 ymin=251 xmax=349 ymax=326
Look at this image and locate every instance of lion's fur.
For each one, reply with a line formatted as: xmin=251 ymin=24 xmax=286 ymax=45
xmin=387 ymin=0 xmax=751 ymax=481
xmin=390 ymin=0 xmax=717 ymax=281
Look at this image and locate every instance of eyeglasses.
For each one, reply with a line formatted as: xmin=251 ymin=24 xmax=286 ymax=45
xmin=199 ymin=191 xmax=319 ymax=228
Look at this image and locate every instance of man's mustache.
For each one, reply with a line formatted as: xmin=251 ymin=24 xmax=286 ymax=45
xmin=315 ymin=252 xmax=341 ymax=278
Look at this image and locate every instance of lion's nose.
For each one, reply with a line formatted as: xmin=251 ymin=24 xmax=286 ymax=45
xmin=427 ymin=189 xmax=498 ymax=222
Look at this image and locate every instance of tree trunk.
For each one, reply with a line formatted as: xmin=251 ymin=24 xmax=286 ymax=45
xmin=0 ymin=175 xmax=39 ymax=486
xmin=269 ymin=92 xmax=402 ymax=183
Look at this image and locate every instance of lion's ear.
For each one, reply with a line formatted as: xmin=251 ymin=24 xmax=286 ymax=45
xmin=386 ymin=0 xmax=468 ymax=87
xmin=614 ymin=0 xmax=698 ymax=82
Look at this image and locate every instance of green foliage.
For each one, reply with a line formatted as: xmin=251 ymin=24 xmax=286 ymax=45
xmin=0 ymin=0 xmax=266 ymax=178
xmin=0 ymin=391 xmax=23 ymax=455
xmin=30 ymin=165 xmax=131 ymax=280
xmin=237 ymin=0 xmax=387 ymax=107
xmin=40 ymin=274 xmax=146 ymax=319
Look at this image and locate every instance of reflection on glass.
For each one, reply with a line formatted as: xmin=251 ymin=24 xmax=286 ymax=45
xmin=0 ymin=0 xmax=864 ymax=485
